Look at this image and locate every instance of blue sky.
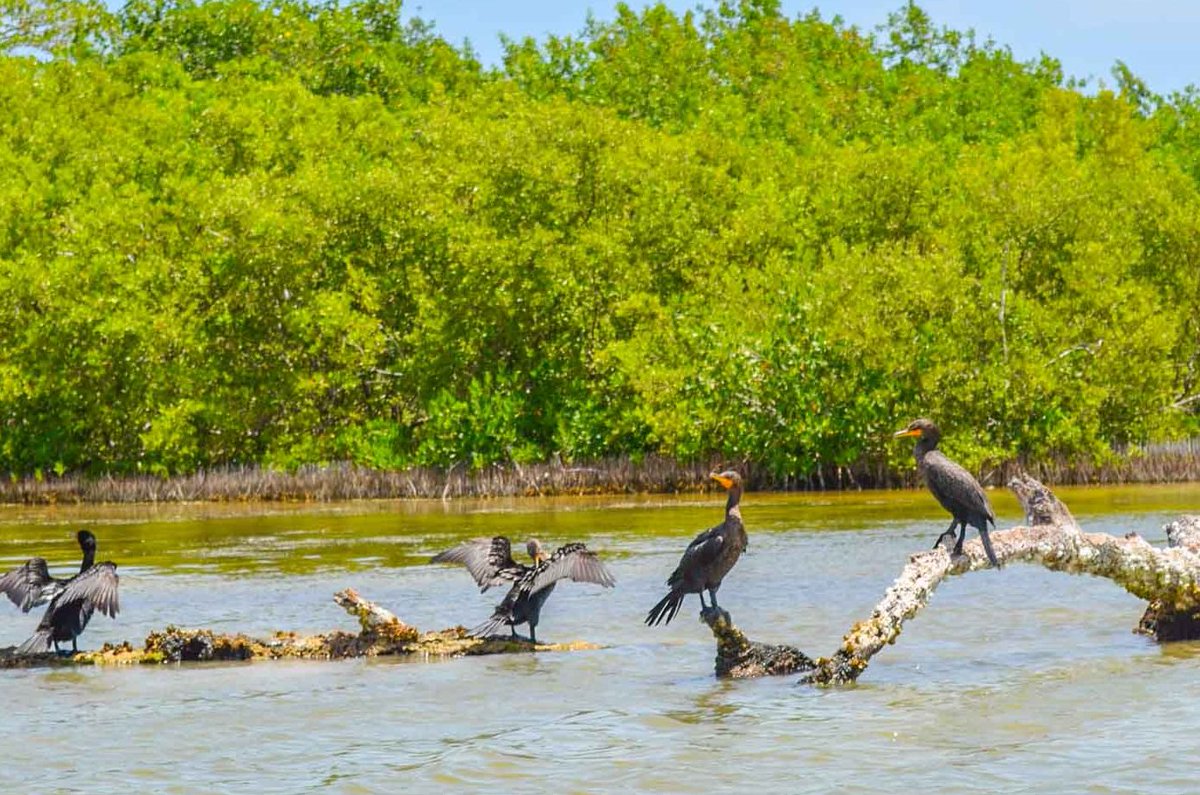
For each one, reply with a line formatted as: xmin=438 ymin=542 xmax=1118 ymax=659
xmin=404 ymin=0 xmax=1200 ymax=96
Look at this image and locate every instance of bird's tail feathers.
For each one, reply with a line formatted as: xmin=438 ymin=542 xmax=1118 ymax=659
xmin=979 ymin=527 xmax=1001 ymax=569
xmin=645 ymin=589 xmax=685 ymax=627
xmin=16 ymin=628 xmax=52 ymax=656
xmin=469 ymin=610 xmax=512 ymax=639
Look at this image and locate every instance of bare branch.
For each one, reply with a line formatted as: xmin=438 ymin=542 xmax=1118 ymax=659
xmin=1171 ymin=393 xmax=1200 ymax=409
xmin=1046 ymin=339 xmax=1102 ymax=365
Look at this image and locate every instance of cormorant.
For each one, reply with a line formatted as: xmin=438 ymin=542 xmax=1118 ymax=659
xmin=431 ymin=537 xmax=615 ymax=644
xmin=645 ymin=470 xmax=748 ymax=626
xmin=15 ymin=530 xmax=120 ymax=655
xmin=894 ymin=418 xmax=1000 ymax=567
xmin=0 ymin=529 xmax=95 ymax=612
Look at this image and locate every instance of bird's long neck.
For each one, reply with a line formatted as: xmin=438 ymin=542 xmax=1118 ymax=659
xmin=913 ymin=435 xmax=939 ymax=466
xmin=79 ymin=546 xmax=95 ymax=574
xmin=725 ymin=486 xmax=743 ymax=519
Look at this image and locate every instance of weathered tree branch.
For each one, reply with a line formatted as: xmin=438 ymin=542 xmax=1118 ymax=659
xmin=0 ymin=588 xmax=598 ymax=668
xmin=1137 ymin=515 xmax=1200 ymax=640
xmin=1171 ymin=393 xmax=1200 ymax=409
xmin=706 ymin=474 xmax=1200 ymax=684
xmin=704 ymin=606 xmax=815 ymax=679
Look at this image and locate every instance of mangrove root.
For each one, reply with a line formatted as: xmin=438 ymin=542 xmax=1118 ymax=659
xmin=706 ymin=474 xmax=1200 ymax=685
xmin=0 ymin=587 xmax=599 ymax=668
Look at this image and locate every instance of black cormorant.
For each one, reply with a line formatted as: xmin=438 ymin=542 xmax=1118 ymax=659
xmin=895 ymin=418 xmax=1000 ymax=567
xmin=15 ymin=530 xmax=120 ymax=655
xmin=645 ymin=470 xmax=748 ymax=626
xmin=431 ymin=537 xmax=615 ymax=643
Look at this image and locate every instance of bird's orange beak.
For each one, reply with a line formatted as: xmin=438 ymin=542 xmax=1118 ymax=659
xmin=710 ymin=473 xmax=733 ymax=489
xmin=894 ymin=428 xmax=922 ymax=438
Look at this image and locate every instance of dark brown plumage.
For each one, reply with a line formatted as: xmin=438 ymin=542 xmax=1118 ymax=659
xmin=431 ymin=537 xmax=615 ymax=643
xmin=895 ymin=418 xmax=1000 ymax=567
xmin=16 ymin=530 xmax=120 ymax=655
xmin=645 ymin=470 xmax=748 ymax=626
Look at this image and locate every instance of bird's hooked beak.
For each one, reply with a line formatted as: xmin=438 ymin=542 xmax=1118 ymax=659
xmin=710 ymin=473 xmax=734 ymax=489
xmin=894 ymin=428 xmax=922 ymax=438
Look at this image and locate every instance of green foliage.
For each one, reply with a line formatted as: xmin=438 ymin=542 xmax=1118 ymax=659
xmin=0 ymin=0 xmax=1197 ymax=480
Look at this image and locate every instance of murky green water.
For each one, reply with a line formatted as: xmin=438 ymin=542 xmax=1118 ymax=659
xmin=1 ymin=484 xmax=1199 ymax=793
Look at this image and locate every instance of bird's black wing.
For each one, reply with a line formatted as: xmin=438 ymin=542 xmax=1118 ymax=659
xmin=665 ymin=523 xmax=728 ymax=586
xmin=924 ymin=451 xmax=994 ymax=523
xmin=687 ymin=522 xmax=731 ymax=564
xmin=54 ymin=562 xmax=120 ymax=620
xmin=430 ymin=536 xmax=523 ymax=591
xmin=0 ymin=558 xmax=57 ymax=612
xmin=527 ymin=543 xmax=616 ymax=594
xmin=486 ymin=536 xmax=521 ymax=574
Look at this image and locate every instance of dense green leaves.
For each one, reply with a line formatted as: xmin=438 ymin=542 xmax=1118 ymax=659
xmin=0 ymin=0 xmax=1197 ymax=479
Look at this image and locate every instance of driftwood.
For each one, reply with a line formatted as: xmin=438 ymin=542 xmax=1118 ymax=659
xmin=0 ymin=588 xmax=598 ymax=668
xmin=705 ymin=474 xmax=1200 ymax=684
xmin=1137 ymin=515 xmax=1200 ymax=640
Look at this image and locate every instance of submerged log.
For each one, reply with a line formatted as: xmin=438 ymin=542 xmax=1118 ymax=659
xmin=703 ymin=607 xmax=815 ymax=679
xmin=0 ymin=588 xmax=598 ymax=668
xmin=706 ymin=474 xmax=1200 ymax=685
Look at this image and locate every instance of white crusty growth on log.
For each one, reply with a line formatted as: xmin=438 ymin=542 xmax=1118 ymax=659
xmin=333 ymin=587 xmax=418 ymax=640
xmin=705 ymin=474 xmax=1200 ymax=684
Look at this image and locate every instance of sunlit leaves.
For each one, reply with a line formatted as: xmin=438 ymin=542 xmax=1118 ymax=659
xmin=0 ymin=0 xmax=1197 ymax=479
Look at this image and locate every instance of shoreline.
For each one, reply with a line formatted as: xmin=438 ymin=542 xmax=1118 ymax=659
xmin=1 ymin=448 xmax=1198 ymax=505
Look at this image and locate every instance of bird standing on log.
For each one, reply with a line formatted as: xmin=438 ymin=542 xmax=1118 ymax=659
xmin=13 ymin=530 xmax=120 ymax=655
xmin=431 ymin=537 xmax=615 ymax=644
xmin=894 ymin=418 xmax=1000 ymax=567
xmin=645 ymin=470 xmax=748 ymax=626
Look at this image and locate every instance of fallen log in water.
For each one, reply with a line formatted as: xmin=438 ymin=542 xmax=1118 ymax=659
xmin=1136 ymin=515 xmax=1200 ymax=640
xmin=705 ymin=474 xmax=1200 ymax=684
xmin=0 ymin=588 xmax=598 ymax=668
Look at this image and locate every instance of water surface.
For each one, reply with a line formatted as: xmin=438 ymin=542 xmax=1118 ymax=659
xmin=1 ymin=484 xmax=1198 ymax=793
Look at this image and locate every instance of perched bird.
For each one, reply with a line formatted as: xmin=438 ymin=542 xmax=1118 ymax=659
xmin=645 ymin=470 xmax=748 ymax=627
xmin=431 ymin=536 xmax=615 ymax=644
xmin=894 ymin=418 xmax=1000 ymax=567
xmin=15 ymin=530 xmax=120 ymax=655
xmin=0 ymin=529 xmax=98 ymax=612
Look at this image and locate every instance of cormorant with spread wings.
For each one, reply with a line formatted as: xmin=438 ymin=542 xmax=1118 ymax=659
xmin=10 ymin=530 xmax=120 ymax=655
xmin=431 ymin=536 xmax=615 ymax=643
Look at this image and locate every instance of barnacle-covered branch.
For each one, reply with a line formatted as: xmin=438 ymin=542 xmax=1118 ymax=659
xmin=707 ymin=475 xmax=1200 ymax=685
xmin=0 ymin=588 xmax=598 ymax=668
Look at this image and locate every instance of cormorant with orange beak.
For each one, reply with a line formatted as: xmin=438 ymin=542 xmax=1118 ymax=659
xmin=895 ymin=418 xmax=1000 ymax=567
xmin=645 ymin=470 xmax=748 ymax=626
